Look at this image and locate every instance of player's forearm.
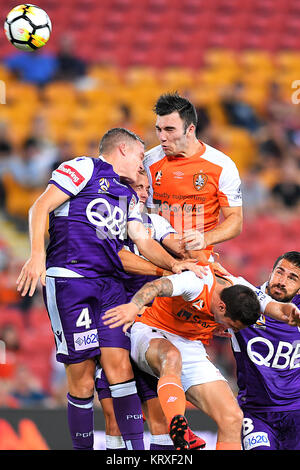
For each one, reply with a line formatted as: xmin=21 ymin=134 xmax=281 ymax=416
xmin=204 ymin=211 xmax=242 ymax=247
xmin=118 ymin=248 xmax=172 ymax=276
xmin=264 ymin=301 xmax=291 ymax=323
xmin=136 ymin=238 xmax=177 ymax=271
xmin=131 ymin=278 xmax=174 ymax=310
xmin=28 ymin=199 xmax=49 ymax=257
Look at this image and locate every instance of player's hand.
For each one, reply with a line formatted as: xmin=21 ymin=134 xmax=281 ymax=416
xmin=102 ymin=302 xmax=140 ymax=332
xmin=171 ymin=259 xmax=209 ymax=278
xmin=213 ymin=325 xmax=232 ymax=338
xmin=209 ymin=261 xmax=231 ymax=277
xmin=182 ymin=230 xmax=207 ymax=251
xmin=285 ymin=304 xmax=300 ymax=327
xmin=16 ymin=253 xmax=46 ymax=297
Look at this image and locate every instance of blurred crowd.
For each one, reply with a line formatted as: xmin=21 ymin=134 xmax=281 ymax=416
xmin=0 ymin=35 xmax=299 ymax=409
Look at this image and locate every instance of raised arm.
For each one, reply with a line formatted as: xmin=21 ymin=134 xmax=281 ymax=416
xmin=16 ymin=184 xmax=70 ymax=296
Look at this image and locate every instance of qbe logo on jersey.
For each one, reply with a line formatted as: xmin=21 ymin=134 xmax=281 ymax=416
xmin=86 ymin=197 xmax=127 ymax=240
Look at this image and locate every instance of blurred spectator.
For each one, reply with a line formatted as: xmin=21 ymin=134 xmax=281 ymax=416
xmin=10 ymin=364 xmax=49 ymax=408
xmin=0 ymin=247 xmax=33 ymax=313
xmin=55 ymin=34 xmax=87 ymax=83
xmin=7 ymin=137 xmax=52 ymax=188
xmin=30 ymin=115 xmax=59 ymax=165
xmin=240 ymin=165 xmax=269 ymax=216
xmin=221 ymin=81 xmax=262 ymax=133
xmin=257 ymin=153 xmax=282 ymax=190
xmin=0 ymin=121 xmax=14 ymax=209
xmin=0 ymin=380 xmax=20 ymax=408
xmin=51 ymin=140 xmax=75 ymax=172
xmin=116 ymin=103 xmax=143 ymax=136
xmin=270 ymin=160 xmax=300 ymax=211
xmin=4 ymin=50 xmax=58 ymax=87
xmin=0 ymin=324 xmax=21 ymax=383
xmin=195 ymin=106 xmax=211 ymax=141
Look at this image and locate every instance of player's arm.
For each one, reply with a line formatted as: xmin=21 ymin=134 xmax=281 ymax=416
xmin=127 ymin=219 xmax=208 ymax=277
xmin=182 ymin=206 xmax=243 ymax=251
xmin=118 ymin=248 xmax=172 ymax=276
xmin=204 ymin=206 xmax=243 ymax=247
xmin=16 ymin=184 xmax=70 ymax=296
xmin=102 ymin=277 xmax=175 ymax=331
xmin=265 ymin=301 xmax=300 ymax=326
xmin=161 ymin=232 xmax=185 ymax=258
xmin=103 ymin=271 xmax=204 ymax=331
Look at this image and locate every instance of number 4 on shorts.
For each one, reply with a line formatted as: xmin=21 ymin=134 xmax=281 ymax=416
xmin=76 ymin=308 xmax=92 ymax=329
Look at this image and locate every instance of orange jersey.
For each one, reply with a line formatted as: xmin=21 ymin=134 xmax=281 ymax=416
xmin=143 ymin=142 xmax=242 ymax=237
xmin=136 ymin=268 xmax=272 ymax=344
xmin=136 ymin=267 xmax=219 ymax=344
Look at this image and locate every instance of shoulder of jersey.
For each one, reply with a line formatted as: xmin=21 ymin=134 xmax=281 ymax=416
xmin=201 ymin=143 xmax=237 ymax=169
xmin=143 ymin=145 xmax=165 ymax=168
xmin=143 ymin=143 xmax=237 ymax=171
xmin=65 ymin=156 xmax=96 ymax=168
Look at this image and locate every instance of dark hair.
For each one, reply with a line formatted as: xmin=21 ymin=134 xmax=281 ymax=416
xmin=272 ymin=251 xmax=300 ymax=271
xmin=221 ymin=284 xmax=261 ymax=326
xmin=154 ymin=92 xmax=198 ymax=132
xmin=99 ymin=127 xmax=144 ymax=155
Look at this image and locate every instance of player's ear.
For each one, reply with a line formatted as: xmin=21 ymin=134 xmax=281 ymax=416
xmin=119 ymin=142 xmax=127 ymax=157
xmin=218 ymin=300 xmax=226 ymax=314
xmin=186 ymin=123 xmax=195 ymax=137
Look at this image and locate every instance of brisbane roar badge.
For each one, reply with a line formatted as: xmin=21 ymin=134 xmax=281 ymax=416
xmin=193 ymin=173 xmax=208 ymax=191
xmin=155 ymin=170 xmax=162 ymax=185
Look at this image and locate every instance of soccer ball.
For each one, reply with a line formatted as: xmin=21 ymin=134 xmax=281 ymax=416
xmin=4 ymin=4 xmax=52 ymax=51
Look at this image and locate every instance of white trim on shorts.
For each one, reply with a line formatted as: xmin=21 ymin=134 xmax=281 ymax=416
xmin=130 ymin=322 xmax=226 ymax=392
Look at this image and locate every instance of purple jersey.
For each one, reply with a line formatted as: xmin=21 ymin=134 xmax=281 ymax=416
xmin=46 ymin=156 xmax=141 ymax=278
xmin=124 ymin=211 xmax=176 ymax=300
xmin=232 ymin=282 xmax=300 ymax=412
xmin=293 ymin=294 xmax=300 ymax=309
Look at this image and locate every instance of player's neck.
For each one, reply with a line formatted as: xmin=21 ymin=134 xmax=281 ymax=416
xmin=177 ymin=139 xmax=204 ymax=158
xmin=211 ymin=278 xmax=231 ymax=313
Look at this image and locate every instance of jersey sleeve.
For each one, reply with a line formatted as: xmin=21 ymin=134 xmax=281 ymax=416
xmin=232 ymin=276 xmax=273 ymax=312
xmin=127 ymin=193 xmax=143 ymax=222
xmin=217 ymin=158 xmax=242 ymax=207
xmin=49 ymin=157 xmax=94 ymax=196
xmin=166 ymin=271 xmax=208 ymax=301
xmin=148 ymin=213 xmax=177 ymax=243
xmin=143 ymin=145 xmax=165 ymax=209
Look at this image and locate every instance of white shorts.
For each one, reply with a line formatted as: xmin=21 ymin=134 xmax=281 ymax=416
xmin=130 ymin=322 xmax=226 ymax=392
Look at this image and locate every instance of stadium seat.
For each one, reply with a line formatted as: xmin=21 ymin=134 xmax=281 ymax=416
xmin=2 ymin=174 xmax=44 ymax=219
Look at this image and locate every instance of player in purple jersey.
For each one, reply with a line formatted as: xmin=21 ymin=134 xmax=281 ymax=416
xmin=16 ymin=128 xmax=206 ymax=451
xmin=96 ymin=170 xmax=206 ymax=450
xmin=231 ymin=251 xmax=300 ymax=450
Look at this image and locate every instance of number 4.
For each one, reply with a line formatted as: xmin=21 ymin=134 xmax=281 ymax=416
xmin=76 ymin=308 xmax=92 ymax=329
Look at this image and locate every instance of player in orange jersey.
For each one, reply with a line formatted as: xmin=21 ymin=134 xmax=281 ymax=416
xmin=143 ymin=92 xmax=243 ymax=262
xmin=103 ymin=268 xmax=300 ymax=450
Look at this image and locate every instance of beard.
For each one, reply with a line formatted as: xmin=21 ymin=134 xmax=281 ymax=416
xmin=266 ymin=283 xmax=295 ymax=303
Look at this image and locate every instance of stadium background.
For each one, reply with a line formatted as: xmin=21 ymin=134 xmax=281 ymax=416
xmin=0 ymin=0 xmax=299 ymax=450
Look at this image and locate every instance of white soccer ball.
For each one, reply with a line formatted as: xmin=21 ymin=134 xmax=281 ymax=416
xmin=4 ymin=4 xmax=52 ymax=51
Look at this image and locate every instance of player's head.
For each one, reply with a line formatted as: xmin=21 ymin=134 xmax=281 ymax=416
xmin=154 ymin=93 xmax=198 ymax=156
xmin=130 ymin=169 xmax=150 ymax=210
xmin=267 ymin=251 xmax=300 ymax=302
xmin=99 ymin=128 xmax=144 ymax=183
xmin=214 ymin=284 xmax=261 ymax=332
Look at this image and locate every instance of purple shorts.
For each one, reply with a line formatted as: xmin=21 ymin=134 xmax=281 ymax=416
xmin=242 ymin=409 xmax=300 ymax=450
xmin=95 ymin=361 xmax=158 ymax=402
xmin=43 ymin=276 xmax=130 ymax=364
